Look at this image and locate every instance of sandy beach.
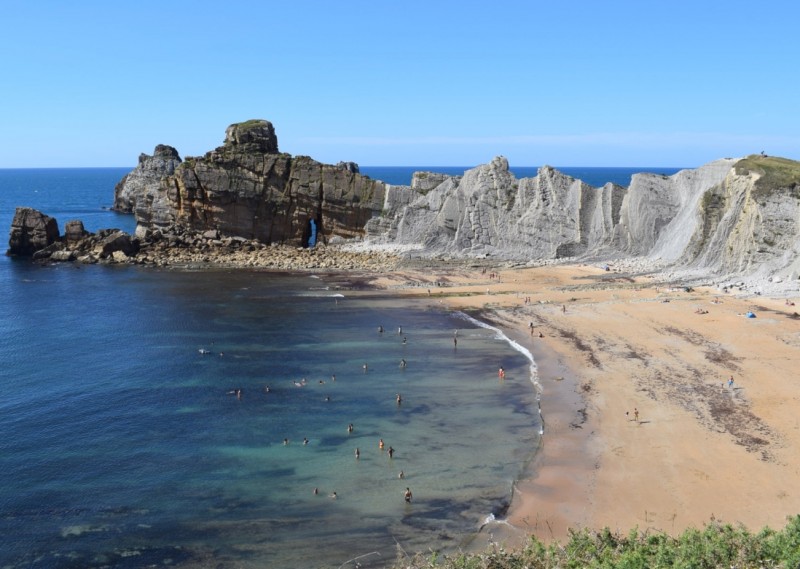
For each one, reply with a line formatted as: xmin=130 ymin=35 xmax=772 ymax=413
xmin=364 ymin=261 xmax=800 ymax=546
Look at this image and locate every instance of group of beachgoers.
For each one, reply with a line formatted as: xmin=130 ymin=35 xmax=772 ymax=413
xmin=215 ymin=315 xmax=518 ymax=506
xmin=259 ymin=323 xmax=419 ymax=504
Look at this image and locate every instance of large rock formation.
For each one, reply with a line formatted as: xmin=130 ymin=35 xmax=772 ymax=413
xmin=114 ymin=144 xmax=182 ymax=217
xmin=101 ymin=118 xmax=800 ymax=284
xmin=7 ymin=207 xmax=60 ymax=256
xmin=365 ymin=156 xmax=628 ymax=259
xmin=363 ymin=154 xmax=800 ymax=282
xmin=114 ymin=120 xmax=386 ymax=246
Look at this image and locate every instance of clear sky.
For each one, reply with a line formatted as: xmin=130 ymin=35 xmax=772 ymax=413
xmin=2 ymin=0 xmax=798 ymax=168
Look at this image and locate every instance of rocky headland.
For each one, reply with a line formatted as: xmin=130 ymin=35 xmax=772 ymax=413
xmin=8 ymin=120 xmax=800 ymax=292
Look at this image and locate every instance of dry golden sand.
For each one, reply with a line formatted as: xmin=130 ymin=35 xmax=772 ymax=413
xmin=362 ymin=263 xmax=800 ymax=546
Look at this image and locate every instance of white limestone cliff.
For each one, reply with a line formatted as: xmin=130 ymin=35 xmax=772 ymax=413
xmin=363 ymin=154 xmax=800 ymax=288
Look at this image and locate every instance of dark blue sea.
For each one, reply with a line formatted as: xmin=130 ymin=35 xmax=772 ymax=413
xmin=360 ymin=166 xmax=683 ymax=187
xmin=0 ymin=165 xmax=680 ymax=568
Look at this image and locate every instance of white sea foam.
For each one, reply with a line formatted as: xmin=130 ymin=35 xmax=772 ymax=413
xmin=456 ymin=311 xmax=544 ymax=435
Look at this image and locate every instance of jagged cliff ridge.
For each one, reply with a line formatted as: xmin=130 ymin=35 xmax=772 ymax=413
xmin=363 ymin=154 xmax=800 ymax=281
xmin=114 ymin=120 xmax=386 ymax=246
xmin=115 ymin=120 xmax=800 ymax=283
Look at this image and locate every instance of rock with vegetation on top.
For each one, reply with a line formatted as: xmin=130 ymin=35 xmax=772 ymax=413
xmin=113 ymin=120 xmax=385 ymax=247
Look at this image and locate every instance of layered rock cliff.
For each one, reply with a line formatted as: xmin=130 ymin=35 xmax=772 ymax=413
xmin=111 ymin=119 xmax=800 ymax=284
xmin=114 ymin=120 xmax=385 ymax=246
xmin=362 ymin=154 xmax=800 ymax=283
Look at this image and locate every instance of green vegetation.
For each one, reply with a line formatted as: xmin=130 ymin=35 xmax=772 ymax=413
xmin=232 ymin=119 xmax=268 ymax=130
xmin=394 ymin=516 xmax=800 ymax=568
xmin=735 ymin=155 xmax=800 ymax=200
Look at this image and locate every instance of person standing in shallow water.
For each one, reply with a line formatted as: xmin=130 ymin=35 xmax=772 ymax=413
xmin=404 ymin=487 xmax=412 ymax=502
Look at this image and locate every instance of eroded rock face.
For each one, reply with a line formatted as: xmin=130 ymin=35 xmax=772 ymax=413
xmin=365 ymin=156 xmax=627 ymax=260
xmin=7 ymin=207 xmax=60 ymax=256
xmin=64 ymin=220 xmax=87 ymax=245
xmin=364 ymin=154 xmax=800 ymax=283
xmin=113 ymin=144 xmax=182 ymax=218
xmin=114 ymin=120 xmax=385 ymax=246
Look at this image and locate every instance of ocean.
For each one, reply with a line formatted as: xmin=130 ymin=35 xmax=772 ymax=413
xmin=0 ymin=165 xmax=680 ymax=568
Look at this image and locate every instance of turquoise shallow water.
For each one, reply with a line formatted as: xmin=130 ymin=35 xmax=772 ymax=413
xmin=3 ymin=165 xmax=681 ymax=567
xmin=0 ymin=262 xmax=540 ymax=568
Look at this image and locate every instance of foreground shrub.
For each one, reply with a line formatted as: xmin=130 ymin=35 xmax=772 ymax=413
xmin=393 ymin=515 xmax=800 ymax=569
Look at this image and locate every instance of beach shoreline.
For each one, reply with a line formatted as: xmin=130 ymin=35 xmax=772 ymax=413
xmin=355 ymin=261 xmax=800 ymax=550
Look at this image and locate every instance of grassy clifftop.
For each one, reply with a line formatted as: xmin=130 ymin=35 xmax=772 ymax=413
xmin=735 ymin=155 xmax=800 ymax=199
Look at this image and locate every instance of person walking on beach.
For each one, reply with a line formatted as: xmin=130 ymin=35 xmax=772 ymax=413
xmin=728 ymin=376 xmax=735 ymax=388
xmin=634 ymin=408 xmax=639 ymax=422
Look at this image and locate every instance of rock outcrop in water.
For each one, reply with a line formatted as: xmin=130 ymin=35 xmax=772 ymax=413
xmin=7 ymin=207 xmax=60 ymax=256
xmin=113 ymin=120 xmax=385 ymax=246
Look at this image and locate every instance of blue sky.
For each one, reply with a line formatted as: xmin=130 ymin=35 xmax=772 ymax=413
xmin=2 ymin=0 xmax=798 ymax=168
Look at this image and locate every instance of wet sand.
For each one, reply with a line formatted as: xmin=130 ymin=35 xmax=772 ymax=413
xmin=363 ymin=262 xmax=800 ymax=544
